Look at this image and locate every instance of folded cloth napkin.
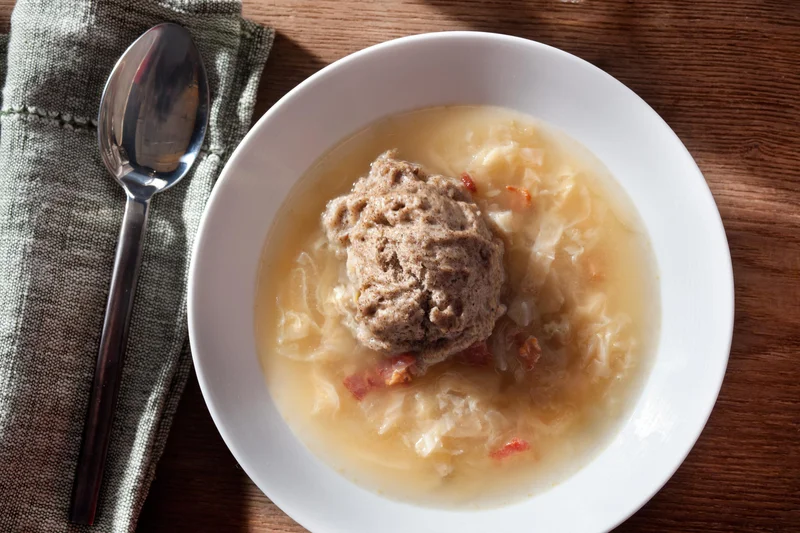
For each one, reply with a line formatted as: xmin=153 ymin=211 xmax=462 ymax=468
xmin=0 ymin=1 xmax=272 ymax=531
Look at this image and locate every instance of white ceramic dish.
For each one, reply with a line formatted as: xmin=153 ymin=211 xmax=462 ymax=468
xmin=188 ymin=32 xmax=734 ymax=533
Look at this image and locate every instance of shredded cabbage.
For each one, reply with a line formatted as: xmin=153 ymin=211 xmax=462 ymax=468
xmin=271 ymin=117 xmax=643 ymax=474
xmin=277 ymin=310 xmax=320 ymax=345
xmin=275 ymin=249 xmax=364 ymax=362
xmin=521 ymin=216 xmax=564 ymax=290
xmin=311 ymin=369 xmax=340 ymax=414
xmin=506 ymin=297 xmax=532 ymax=327
xmin=520 ymin=147 xmax=544 ymax=167
xmin=487 ymin=209 xmax=514 ymax=236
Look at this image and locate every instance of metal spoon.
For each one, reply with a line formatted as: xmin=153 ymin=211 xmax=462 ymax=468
xmin=69 ymin=23 xmax=209 ymax=525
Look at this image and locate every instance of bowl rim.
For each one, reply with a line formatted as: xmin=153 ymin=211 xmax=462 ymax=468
xmin=188 ymin=30 xmax=734 ymax=533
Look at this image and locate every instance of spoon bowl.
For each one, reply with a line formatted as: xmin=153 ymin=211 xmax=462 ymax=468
xmin=98 ymin=22 xmax=209 ymax=198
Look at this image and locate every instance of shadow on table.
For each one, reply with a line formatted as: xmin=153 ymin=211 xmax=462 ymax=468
xmin=137 ymin=369 xmax=251 ymax=532
xmin=251 ymin=31 xmax=328 ymax=124
xmin=420 ymin=0 xmax=684 ymax=124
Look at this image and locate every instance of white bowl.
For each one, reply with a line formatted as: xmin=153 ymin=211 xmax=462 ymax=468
xmin=188 ymin=32 xmax=733 ymax=533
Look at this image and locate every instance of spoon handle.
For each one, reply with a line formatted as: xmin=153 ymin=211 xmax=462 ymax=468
xmin=70 ymin=194 xmax=150 ymax=525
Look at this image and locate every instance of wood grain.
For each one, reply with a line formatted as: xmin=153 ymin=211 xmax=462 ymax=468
xmin=90 ymin=0 xmax=800 ymax=531
xmin=0 ymin=0 xmax=792 ymax=531
xmin=0 ymin=0 xmax=12 ymax=30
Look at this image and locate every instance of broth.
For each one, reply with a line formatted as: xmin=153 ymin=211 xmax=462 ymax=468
xmin=255 ymin=106 xmax=660 ymax=507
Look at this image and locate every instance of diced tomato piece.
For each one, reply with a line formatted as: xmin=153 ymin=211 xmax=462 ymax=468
xmin=455 ymin=341 xmax=494 ymax=366
xmin=460 ymin=172 xmax=478 ymax=193
xmin=343 ymin=355 xmax=417 ymax=400
xmin=517 ymin=336 xmax=542 ymax=371
xmin=342 ymin=372 xmax=382 ymax=401
xmin=505 ymin=185 xmax=532 ymax=209
xmin=490 ymin=437 xmax=531 ymax=459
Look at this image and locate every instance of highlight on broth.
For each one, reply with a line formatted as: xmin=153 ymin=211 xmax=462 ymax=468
xmin=256 ymin=106 xmax=660 ymax=507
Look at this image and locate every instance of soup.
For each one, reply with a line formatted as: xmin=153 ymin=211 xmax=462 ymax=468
xmin=255 ymin=106 xmax=659 ymax=507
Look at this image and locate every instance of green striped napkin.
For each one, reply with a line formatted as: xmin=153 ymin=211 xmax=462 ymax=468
xmin=0 ymin=1 xmax=272 ymax=531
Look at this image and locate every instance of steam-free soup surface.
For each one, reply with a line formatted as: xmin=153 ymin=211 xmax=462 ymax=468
xmin=255 ymin=106 xmax=659 ymax=507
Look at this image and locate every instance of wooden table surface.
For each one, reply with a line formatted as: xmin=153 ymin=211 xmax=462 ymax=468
xmin=135 ymin=2 xmax=800 ymax=531
xmin=7 ymin=0 xmax=791 ymax=531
